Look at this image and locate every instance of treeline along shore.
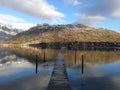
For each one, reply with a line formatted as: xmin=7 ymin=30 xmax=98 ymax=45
xmin=30 ymin=42 xmax=120 ymax=51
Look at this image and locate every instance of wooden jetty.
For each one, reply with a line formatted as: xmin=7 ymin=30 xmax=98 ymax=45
xmin=48 ymin=53 xmax=71 ymax=90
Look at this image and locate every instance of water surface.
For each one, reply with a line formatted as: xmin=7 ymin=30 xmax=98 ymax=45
xmin=0 ymin=46 xmax=120 ymax=90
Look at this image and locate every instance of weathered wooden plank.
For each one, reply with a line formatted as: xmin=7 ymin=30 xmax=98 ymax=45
xmin=48 ymin=53 xmax=71 ymax=90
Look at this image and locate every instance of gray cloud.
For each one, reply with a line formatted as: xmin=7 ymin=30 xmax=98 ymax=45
xmin=80 ymin=0 xmax=120 ymax=18
xmin=0 ymin=0 xmax=64 ymax=20
xmin=75 ymin=0 xmax=120 ymax=26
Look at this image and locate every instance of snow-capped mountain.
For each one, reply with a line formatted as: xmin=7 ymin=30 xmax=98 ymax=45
xmin=0 ymin=23 xmax=23 ymax=41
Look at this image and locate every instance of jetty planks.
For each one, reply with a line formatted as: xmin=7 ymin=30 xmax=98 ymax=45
xmin=48 ymin=53 xmax=71 ymax=90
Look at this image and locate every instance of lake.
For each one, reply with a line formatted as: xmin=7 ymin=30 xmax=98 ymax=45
xmin=0 ymin=46 xmax=120 ymax=90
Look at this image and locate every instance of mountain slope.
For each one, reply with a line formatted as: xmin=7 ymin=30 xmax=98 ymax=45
xmin=5 ymin=24 xmax=120 ymax=44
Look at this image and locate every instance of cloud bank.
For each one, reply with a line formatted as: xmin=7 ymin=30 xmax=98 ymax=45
xmin=0 ymin=0 xmax=64 ymax=20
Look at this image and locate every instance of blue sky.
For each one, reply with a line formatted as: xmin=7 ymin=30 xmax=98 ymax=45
xmin=0 ymin=0 xmax=120 ymax=32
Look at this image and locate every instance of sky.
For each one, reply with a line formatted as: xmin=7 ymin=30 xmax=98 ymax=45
xmin=0 ymin=0 xmax=120 ymax=32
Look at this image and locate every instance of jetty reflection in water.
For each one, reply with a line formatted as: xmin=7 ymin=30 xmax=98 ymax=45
xmin=0 ymin=46 xmax=120 ymax=90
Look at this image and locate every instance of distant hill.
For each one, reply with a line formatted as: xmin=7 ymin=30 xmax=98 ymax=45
xmin=0 ymin=23 xmax=23 ymax=42
xmin=4 ymin=24 xmax=120 ymax=44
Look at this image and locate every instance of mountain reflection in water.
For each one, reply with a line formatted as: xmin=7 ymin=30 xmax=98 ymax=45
xmin=4 ymin=46 xmax=120 ymax=66
xmin=0 ymin=46 xmax=120 ymax=90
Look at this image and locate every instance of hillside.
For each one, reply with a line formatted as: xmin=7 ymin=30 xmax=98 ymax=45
xmin=0 ymin=23 xmax=23 ymax=41
xmin=4 ymin=24 xmax=120 ymax=44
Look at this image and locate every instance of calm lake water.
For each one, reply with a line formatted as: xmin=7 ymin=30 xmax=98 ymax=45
xmin=0 ymin=46 xmax=120 ymax=90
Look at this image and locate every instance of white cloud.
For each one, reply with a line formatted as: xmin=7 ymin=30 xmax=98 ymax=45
xmin=0 ymin=0 xmax=64 ymax=20
xmin=0 ymin=14 xmax=24 ymax=23
xmin=75 ymin=14 xmax=105 ymax=26
xmin=0 ymin=14 xmax=35 ymax=30
xmin=11 ymin=23 xmax=35 ymax=30
xmin=63 ymin=0 xmax=80 ymax=6
xmin=50 ymin=18 xmax=66 ymax=24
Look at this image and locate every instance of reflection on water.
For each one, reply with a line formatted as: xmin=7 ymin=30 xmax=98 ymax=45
xmin=0 ymin=46 xmax=120 ymax=90
xmin=62 ymin=50 xmax=120 ymax=67
xmin=0 ymin=47 xmax=55 ymax=90
xmin=5 ymin=47 xmax=59 ymax=63
xmin=62 ymin=50 xmax=120 ymax=90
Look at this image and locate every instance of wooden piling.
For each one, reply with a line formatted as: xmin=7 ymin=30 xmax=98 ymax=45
xmin=81 ymin=55 xmax=84 ymax=74
xmin=35 ymin=55 xmax=38 ymax=74
xmin=44 ymin=52 xmax=46 ymax=62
